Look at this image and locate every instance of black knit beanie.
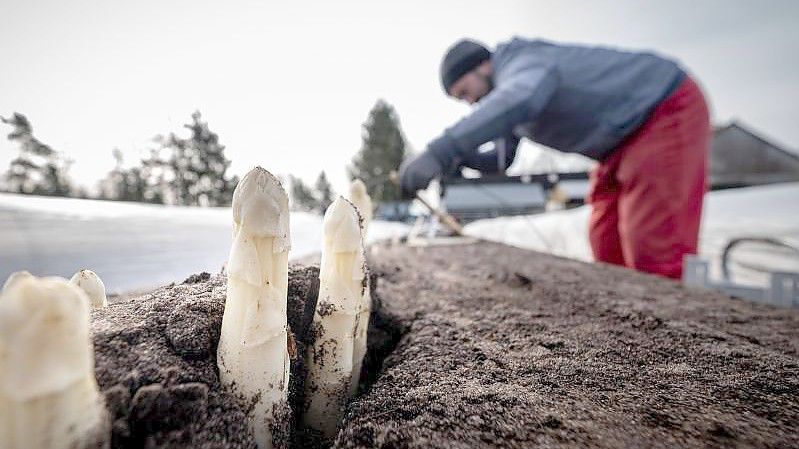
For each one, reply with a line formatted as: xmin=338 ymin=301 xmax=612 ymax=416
xmin=440 ymin=39 xmax=491 ymax=94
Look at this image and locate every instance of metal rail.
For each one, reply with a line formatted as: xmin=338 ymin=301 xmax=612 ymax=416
xmin=721 ymin=237 xmax=799 ymax=280
xmin=683 ymin=236 xmax=799 ymax=307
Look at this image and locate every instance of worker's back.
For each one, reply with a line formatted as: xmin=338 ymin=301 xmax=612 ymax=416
xmin=494 ymin=37 xmax=684 ymax=160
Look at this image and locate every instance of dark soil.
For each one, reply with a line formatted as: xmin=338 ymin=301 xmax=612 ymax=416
xmin=91 ymin=241 xmax=799 ymax=448
xmin=92 ymin=264 xmax=400 ymax=449
xmin=333 ymin=241 xmax=799 ymax=448
xmin=93 ymin=273 xmax=254 ymax=449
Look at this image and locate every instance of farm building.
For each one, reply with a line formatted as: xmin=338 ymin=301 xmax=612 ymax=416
xmin=711 ymin=121 xmax=799 ymax=189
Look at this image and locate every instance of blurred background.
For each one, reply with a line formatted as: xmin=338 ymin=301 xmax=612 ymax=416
xmin=1 ymin=0 xmax=797 ymax=295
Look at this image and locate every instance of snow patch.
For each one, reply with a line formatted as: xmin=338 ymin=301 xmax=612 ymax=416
xmin=465 ymin=183 xmax=799 ymax=287
xmin=0 ymin=194 xmax=407 ymax=292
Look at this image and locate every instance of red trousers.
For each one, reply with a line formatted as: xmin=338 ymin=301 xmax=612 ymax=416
xmin=587 ymin=77 xmax=710 ymax=279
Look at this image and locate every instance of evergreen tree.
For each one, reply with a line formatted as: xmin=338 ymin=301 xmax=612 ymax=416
xmin=99 ymin=148 xmax=151 ymax=202
xmin=124 ymin=167 xmax=148 ymax=202
xmin=1 ymin=112 xmax=72 ymax=196
xmin=152 ymin=111 xmax=236 ymax=206
xmin=141 ymin=149 xmax=167 ymax=204
xmin=5 ymin=156 xmax=37 ymax=194
xmin=289 ymin=175 xmax=318 ymax=212
xmin=102 ymin=148 xmax=129 ymax=200
xmin=225 ymin=174 xmax=240 ymax=205
xmin=314 ymin=171 xmax=334 ymax=213
xmin=348 ymin=99 xmax=408 ymax=203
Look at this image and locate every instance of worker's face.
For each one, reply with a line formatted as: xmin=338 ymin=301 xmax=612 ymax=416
xmin=448 ymin=61 xmax=493 ymax=105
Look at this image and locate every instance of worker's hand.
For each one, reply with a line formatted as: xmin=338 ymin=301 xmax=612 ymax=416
xmin=399 ymin=151 xmax=443 ymax=199
xmin=399 ymin=134 xmax=458 ymax=198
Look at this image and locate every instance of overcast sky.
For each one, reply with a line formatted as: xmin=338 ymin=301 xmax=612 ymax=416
xmin=1 ymin=0 xmax=797 ymax=194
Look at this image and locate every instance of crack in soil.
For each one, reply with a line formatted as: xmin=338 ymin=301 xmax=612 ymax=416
xmin=88 ymin=241 xmax=799 ymax=448
xmin=290 ymin=267 xmax=408 ymax=448
xmin=91 ymin=264 xmax=407 ymax=449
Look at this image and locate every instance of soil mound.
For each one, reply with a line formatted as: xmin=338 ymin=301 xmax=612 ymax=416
xmin=91 ymin=265 xmax=401 ymax=448
xmin=334 ymin=242 xmax=799 ymax=448
xmin=89 ymin=241 xmax=799 ymax=448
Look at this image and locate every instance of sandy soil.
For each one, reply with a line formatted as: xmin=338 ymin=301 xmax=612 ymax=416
xmin=90 ymin=241 xmax=799 ymax=448
xmin=334 ymin=241 xmax=799 ymax=448
xmin=91 ymin=265 xmax=400 ymax=448
xmin=92 ymin=272 xmax=255 ymax=448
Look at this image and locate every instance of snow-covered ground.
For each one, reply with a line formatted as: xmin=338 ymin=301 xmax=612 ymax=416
xmin=3 ymin=183 xmax=796 ymax=294
xmin=0 ymin=194 xmax=408 ymax=293
xmin=465 ymin=182 xmax=799 ymax=288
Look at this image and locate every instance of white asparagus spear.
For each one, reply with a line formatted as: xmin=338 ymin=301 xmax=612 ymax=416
xmin=2 ymin=271 xmax=33 ymax=294
xmin=69 ymin=269 xmax=108 ymax=309
xmin=348 ymin=179 xmax=373 ymax=236
xmin=217 ymin=166 xmax=291 ymax=449
xmin=304 ymin=196 xmax=370 ymax=438
xmin=0 ymin=276 xmax=109 ymax=449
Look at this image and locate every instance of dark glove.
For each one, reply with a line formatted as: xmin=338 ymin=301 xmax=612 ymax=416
xmin=399 ymin=133 xmax=459 ymax=198
xmin=399 ymin=151 xmax=443 ymax=199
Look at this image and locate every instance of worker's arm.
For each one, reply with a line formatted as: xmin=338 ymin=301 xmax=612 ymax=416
xmin=400 ymin=59 xmax=558 ymax=195
xmin=460 ymin=134 xmax=521 ymax=173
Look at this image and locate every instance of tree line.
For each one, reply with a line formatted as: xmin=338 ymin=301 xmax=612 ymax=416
xmin=1 ymin=99 xmax=409 ymax=214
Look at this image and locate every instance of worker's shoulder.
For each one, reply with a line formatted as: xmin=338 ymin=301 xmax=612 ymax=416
xmin=492 ymin=37 xmax=560 ymax=75
xmin=494 ymin=36 xmax=552 ymax=55
xmin=495 ymin=38 xmax=679 ymax=75
xmin=493 ymin=37 xmax=575 ymax=66
xmin=496 ymin=37 xmax=671 ymax=59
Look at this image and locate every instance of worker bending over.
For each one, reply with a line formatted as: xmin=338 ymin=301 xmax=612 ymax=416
xmin=400 ymin=37 xmax=710 ymax=279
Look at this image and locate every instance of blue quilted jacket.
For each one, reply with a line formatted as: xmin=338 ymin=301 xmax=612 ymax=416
xmin=437 ymin=37 xmax=686 ymax=171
